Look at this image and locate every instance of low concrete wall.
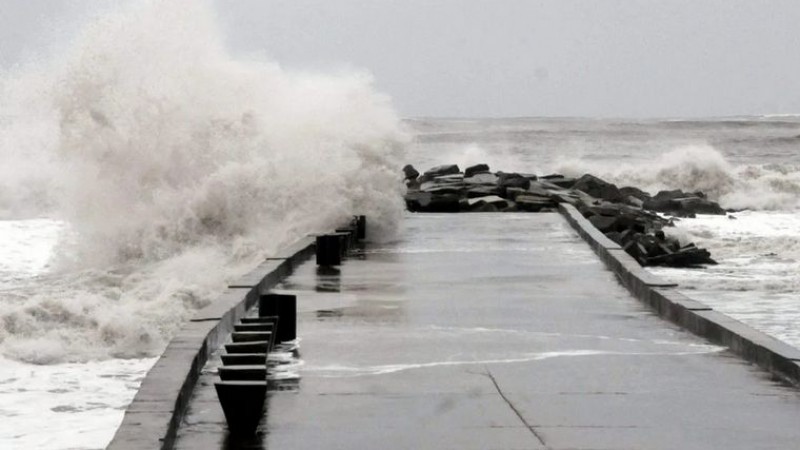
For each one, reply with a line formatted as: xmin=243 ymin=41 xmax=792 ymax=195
xmin=559 ymin=203 xmax=800 ymax=387
xmin=107 ymin=236 xmax=316 ymax=450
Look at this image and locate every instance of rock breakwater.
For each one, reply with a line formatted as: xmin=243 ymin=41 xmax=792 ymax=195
xmin=404 ymin=163 xmax=723 ymax=268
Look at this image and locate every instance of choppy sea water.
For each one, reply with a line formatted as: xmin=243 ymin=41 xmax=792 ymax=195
xmin=0 ymin=220 xmax=157 ymax=449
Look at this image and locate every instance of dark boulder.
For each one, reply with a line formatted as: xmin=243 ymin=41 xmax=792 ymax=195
xmin=404 ymin=191 xmax=460 ymax=212
xmin=516 ymin=195 xmax=556 ymax=212
xmin=589 ymin=215 xmax=618 ymax=233
xmin=404 ymin=192 xmax=432 ymax=211
xmin=425 ymin=164 xmax=460 ymax=177
xmin=619 ymin=186 xmax=650 ymax=201
xmin=619 ymin=186 xmax=650 ymax=207
xmin=463 ymin=173 xmax=499 ymax=185
xmin=674 ymin=197 xmax=726 ymax=215
xmin=644 ymin=247 xmax=717 ymax=267
xmin=643 ymin=189 xmax=725 ymax=216
xmin=467 ymin=195 xmax=510 ymax=212
xmin=497 ymin=173 xmax=531 ymax=192
xmin=419 ymin=164 xmax=460 ymax=183
xmin=402 ymin=164 xmax=420 ymax=181
xmin=504 ymin=187 xmax=527 ymax=201
xmin=464 ymin=163 xmax=490 ymax=178
xmin=424 ymin=194 xmax=461 ymax=212
xmin=572 ymin=174 xmax=623 ymax=202
xmin=466 ymin=186 xmax=501 ymax=198
xmin=541 ymin=176 xmax=577 ymax=189
xmin=472 ymin=202 xmax=499 ymax=213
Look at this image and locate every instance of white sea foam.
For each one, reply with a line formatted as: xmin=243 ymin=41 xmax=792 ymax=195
xmin=0 ymin=0 xmax=406 ymax=364
xmin=0 ymin=356 xmax=155 ymax=450
xmin=650 ymin=211 xmax=800 ymax=347
xmin=554 ymin=144 xmax=800 ymax=211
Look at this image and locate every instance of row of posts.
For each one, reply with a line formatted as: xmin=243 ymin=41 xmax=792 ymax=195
xmin=214 ymin=215 xmax=366 ymax=436
xmin=214 ymin=293 xmax=297 ymax=435
xmin=316 ymin=215 xmax=366 ymax=266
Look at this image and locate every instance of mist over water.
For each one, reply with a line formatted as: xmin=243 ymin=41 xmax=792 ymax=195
xmin=0 ymin=0 xmax=407 ymax=364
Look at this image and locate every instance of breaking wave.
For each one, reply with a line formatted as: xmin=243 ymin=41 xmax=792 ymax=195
xmin=555 ymin=145 xmax=800 ymax=211
xmin=0 ymin=0 xmax=406 ymax=363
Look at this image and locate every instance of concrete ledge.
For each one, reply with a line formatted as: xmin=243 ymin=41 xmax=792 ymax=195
xmin=559 ymin=202 xmax=621 ymax=253
xmin=558 ymin=203 xmax=800 ymax=388
xmin=107 ymin=236 xmax=316 ymax=450
xmin=266 ymin=236 xmax=317 ymax=268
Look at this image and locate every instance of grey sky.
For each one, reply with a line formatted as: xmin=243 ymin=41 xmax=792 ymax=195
xmin=2 ymin=0 xmax=799 ymax=118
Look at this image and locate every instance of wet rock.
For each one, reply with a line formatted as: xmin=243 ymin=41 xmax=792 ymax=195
xmin=463 ymin=173 xmax=499 ymax=185
xmin=572 ymin=174 xmax=623 ymax=202
xmin=403 ymin=164 xmax=420 ymax=181
xmin=404 ymin=191 xmax=460 ymax=212
xmin=619 ymin=186 xmax=650 ymax=202
xmin=472 ymin=202 xmax=500 ymax=212
xmin=588 ymin=215 xmax=618 ymax=233
xmin=497 ymin=173 xmax=531 ymax=192
xmin=464 ymin=163 xmax=490 ymax=178
xmin=516 ymin=195 xmax=555 ymax=212
xmin=467 ymin=195 xmax=509 ymax=209
xmin=404 ymin=191 xmax=432 ymax=211
xmin=501 ymin=204 xmax=519 ymax=212
xmin=643 ymin=189 xmax=725 ymax=216
xmin=466 ymin=186 xmax=502 ymax=198
xmin=527 ymin=181 xmax=557 ymax=197
xmin=419 ymin=164 xmax=460 ymax=183
xmin=644 ymin=247 xmax=717 ymax=267
xmin=674 ymin=197 xmax=726 ymax=215
xmin=542 ymin=176 xmax=576 ymax=189
xmin=425 ymin=164 xmax=460 ymax=177
xmin=504 ymin=187 xmax=528 ymax=201
xmin=425 ymin=194 xmax=461 ymax=212
xmin=421 ymin=184 xmax=467 ymax=195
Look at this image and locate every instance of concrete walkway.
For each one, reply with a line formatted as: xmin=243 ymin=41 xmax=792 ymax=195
xmin=174 ymin=213 xmax=800 ymax=450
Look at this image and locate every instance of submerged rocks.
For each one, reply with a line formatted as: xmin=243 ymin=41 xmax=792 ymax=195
xmin=403 ymin=162 xmax=724 ymax=268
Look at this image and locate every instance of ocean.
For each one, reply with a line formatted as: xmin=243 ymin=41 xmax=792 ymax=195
xmin=1 ymin=1 xmax=799 ymax=449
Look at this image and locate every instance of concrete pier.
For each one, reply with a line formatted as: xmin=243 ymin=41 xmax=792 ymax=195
xmin=172 ymin=213 xmax=800 ymax=449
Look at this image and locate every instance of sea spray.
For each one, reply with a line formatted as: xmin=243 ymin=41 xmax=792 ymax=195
xmin=0 ymin=0 xmax=407 ymax=363
xmin=553 ymin=145 xmax=800 ymax=211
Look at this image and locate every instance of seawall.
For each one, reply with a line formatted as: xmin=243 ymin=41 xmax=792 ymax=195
xmin=559 ymin=203 xmax=800 ymax=387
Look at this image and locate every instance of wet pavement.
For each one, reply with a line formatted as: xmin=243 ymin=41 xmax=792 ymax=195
xmin=174 ymin=213 xmax=800 ymax=450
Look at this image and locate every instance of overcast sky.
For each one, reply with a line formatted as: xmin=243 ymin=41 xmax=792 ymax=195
xmin=1 ymin=0 xmax=799 ymax=118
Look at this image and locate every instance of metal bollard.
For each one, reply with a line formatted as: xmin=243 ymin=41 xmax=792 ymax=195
xmin=214 ymin=381 xmax=267 ymax=435
xmin=218 ymin=365 xmax=267 ymax=381
xmin=259 ymin=294 xmax=297 ymax=343
xmin=355 ymin=215 xmax=366 ymax=240
xmin=221 ymin=353 xmax=267 ymax=366
xmin=316 ymin=234 xmax=341 ymax=266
